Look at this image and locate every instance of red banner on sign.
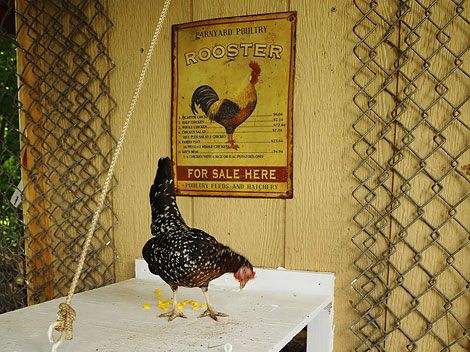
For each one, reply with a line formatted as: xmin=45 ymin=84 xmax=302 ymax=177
xmin=177 ymin=166 xmax=288 ymax=183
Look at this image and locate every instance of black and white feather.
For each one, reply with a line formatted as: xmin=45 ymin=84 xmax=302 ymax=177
xmin=142 ymin=157 xmax=252 ymax=290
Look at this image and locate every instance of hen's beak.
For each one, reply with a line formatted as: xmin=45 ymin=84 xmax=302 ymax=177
xmin=239 ymin=280 xmax=247 ymax=289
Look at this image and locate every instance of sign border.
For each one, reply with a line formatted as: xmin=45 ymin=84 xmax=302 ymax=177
xmin=171 ymin=11 xmax=297 ymax=199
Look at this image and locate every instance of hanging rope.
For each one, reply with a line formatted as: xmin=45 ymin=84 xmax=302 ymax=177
xmin=47 ymin=0 xmax=172 ymax=350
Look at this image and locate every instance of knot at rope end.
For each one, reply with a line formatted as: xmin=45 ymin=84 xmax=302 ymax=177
xmin=56 ymin=302 xmax=76 ymax=340
xmin=48 ymin=303 xmax=76 ymax=342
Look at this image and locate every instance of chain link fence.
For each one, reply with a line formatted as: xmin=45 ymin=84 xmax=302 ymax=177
xmin=352 ymin=0 xmax=469 ymax=351
xmin=0 ymin=0 xmax=24 ymax=312
xmin=0 ymin=0 xmax=116 ymax=313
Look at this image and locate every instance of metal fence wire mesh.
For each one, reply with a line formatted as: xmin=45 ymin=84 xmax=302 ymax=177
xmin=352 ymin=0 xmax=469 ymax=351
xmin=0 ymin=0 xmax=116 ymax=313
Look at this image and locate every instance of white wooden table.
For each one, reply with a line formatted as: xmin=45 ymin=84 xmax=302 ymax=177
xmin=0 ymin=259 xmax=334 ymax=352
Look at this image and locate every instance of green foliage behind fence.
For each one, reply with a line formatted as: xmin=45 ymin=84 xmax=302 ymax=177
xmin=0 ymin=35 xmax=22 ymax=248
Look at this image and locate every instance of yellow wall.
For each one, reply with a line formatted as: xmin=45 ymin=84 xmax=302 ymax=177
xmin=109 ymin=0 xmax=356 ymax=350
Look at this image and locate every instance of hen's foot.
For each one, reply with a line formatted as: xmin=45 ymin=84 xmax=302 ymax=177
xmin=159 ymin=309 xmax=187 ymax=321
xmin=198 ymin=307 xmax=228 ymax=321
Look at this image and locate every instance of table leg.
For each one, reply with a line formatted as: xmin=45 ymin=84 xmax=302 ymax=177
xmin=306 ymin=303 xmax=333 ymax=352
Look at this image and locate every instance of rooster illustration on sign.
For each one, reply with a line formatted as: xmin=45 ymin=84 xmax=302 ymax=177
xmin=190 ymin=61 xmax=261 ymax=150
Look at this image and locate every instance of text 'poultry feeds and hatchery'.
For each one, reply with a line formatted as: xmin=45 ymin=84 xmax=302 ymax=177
xmin=171 ymin=12 xmax=297 ymax=198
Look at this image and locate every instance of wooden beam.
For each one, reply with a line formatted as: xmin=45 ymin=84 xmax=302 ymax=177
xmin=15 ymin=0 xmax=54 ymax=304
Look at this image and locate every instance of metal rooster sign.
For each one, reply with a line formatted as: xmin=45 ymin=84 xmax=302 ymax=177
xmin=171 ymin=12 xmax=296 ymax=198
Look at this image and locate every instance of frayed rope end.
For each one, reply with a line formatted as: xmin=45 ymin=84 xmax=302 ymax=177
xmin=47 ymin=303 xmax=76 ymax=351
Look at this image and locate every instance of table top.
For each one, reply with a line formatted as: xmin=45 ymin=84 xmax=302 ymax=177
xmin=0 ymin=267 xmax=333 ymax=352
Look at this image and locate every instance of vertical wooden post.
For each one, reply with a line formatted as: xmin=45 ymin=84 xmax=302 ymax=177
xmin=15 ymin=0 xmax=54 ymax=304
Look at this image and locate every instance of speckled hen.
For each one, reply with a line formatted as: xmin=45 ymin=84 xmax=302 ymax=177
xmin=143 ymin=157 xmax=255 ymax=321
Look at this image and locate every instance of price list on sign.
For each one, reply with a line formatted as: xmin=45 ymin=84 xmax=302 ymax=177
xmin=171 ymin=12 xmax=296 ymax=198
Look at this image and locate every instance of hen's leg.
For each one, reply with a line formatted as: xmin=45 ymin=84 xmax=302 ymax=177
xmin=159 ymin=288 xmax=187 ymax=321
xmin=198 ymin=286 xmax=228 ymax=321
xmin=226 ymin=134 xmax=239 ymax=150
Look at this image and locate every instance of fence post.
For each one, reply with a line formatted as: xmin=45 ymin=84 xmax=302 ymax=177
xmin=16 ymin=0 xmax=55 ymax=304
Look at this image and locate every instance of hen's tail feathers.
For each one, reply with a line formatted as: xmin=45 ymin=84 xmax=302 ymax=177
xmin=191 ymin=85 xmax=219 ymax=115
xmin=149 ymin=157 xmax=187 ymax=235
xmin=155 ymin=157 xmax=173 ymax=187
xmin=150 ymin=157 xmax=174 ymax=205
